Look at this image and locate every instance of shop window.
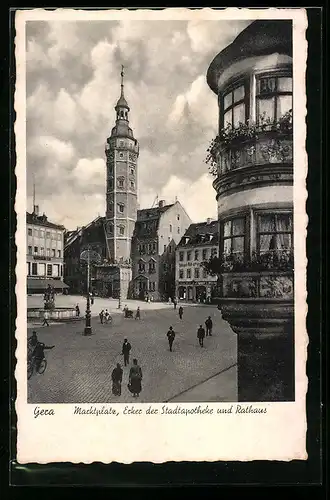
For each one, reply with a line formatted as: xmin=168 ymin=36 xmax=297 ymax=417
xmin=222 ymin=82 xmax=247 ymax=128
xmin=256 ymin=74 xmax=292 ymax=124
xmin=222 ymin=217 xmax=246 ymax=263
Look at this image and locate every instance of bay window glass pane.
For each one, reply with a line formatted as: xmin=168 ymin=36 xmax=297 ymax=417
xmin=223 ymin=110 xmax=232 ymax=127
xmin=277 ymin=77 xmax=292 ymax=92
xmin=232 ymin=217 xmax=245 ymax=235
xmin=233 ymin=85 xmax=245 ymax=103
xmin=224 ymin=92 xmax=232 ymax=110
xmin=233 ymin=103 xmax=245 ymax=126
xmin=277 ymin=95 xmax=292 ymax=118
xmin=232 ymin=237 xmax=244 ymax=253
xmin=258 ymin=97 xmax=275 ymax=122
xmin=259 ymin=215 xmax=276 ymax=232
xmin=259 ymin=234 xmax=273 ymax=253
xmin=258 ymin=77 xmax=276 ymax=94
xmin=275 ymin=213 xmax=292 ymax=232
xmin=223 ymin=239 xmax=231 ymax=254
xmin=224 ymin=221 xmax=231 ymax=237
xmin=277 ymin=233 xmax=292 ymax=249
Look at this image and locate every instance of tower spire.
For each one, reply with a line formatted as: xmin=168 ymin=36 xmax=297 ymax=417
xmin=121 ymin=64 xmax=124 ymax=97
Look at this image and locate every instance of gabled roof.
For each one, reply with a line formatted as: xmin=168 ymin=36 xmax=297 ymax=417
xmin=177 ymin=220 xmax=219 ymax=248
xmin=64 ymin=216 xmax=105 ymax=249
xmin=133 ymin=204 xmax=174 ymax=239
xmin=26 ymin=212 xmax=65 ymax=230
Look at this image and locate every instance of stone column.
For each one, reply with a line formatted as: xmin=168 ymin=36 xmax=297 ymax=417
xmin=237 ymin=324 xmax=294 ymax=402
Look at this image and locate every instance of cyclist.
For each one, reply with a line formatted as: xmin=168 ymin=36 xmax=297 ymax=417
xmin=31 ymin=341 xmax=55 ymax=372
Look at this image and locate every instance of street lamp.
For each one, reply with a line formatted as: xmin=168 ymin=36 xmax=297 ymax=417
xmin=80 ymin=247 xmax=101 ymax=336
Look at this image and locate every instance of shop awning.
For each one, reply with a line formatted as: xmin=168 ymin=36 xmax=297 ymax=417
xmin=27 ymin=278 xmax=69 ymax=290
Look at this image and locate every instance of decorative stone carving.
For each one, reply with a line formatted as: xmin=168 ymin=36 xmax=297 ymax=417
xmin=259 ymin=275 xmax=293 ymax=299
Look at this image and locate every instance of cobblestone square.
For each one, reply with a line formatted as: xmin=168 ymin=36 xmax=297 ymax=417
xmin=28 ymin=300 xmax=237 ymax=404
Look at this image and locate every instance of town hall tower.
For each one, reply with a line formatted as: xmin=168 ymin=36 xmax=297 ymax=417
xmin=105 ymin=66 xmax=139 ymax=263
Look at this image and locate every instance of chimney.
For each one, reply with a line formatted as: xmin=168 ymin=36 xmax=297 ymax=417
xmin=33 ymin=205 xmax=39 ymax=216
xmin=206 ymin=218 xmax=212 ymax=225
xmin=158 ymin=200 xmax=165 ymax=208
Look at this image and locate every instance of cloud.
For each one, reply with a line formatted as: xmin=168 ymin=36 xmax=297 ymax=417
xmin=25 ymin=18 xmax=250 ymax=229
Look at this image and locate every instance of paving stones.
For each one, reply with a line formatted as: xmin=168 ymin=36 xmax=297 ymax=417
xmin=27 ymin=304 xmax=237 ymax=404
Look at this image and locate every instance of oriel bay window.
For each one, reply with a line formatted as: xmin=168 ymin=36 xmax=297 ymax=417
xmin=222 ymin=216 xmax=246 ymax=267
xmin=256 ymin=74 xmax=292 ymax=124
xmin=222 ymin=82 xmax=248 ymax=128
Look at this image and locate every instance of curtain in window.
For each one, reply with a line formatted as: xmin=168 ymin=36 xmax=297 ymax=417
xmin=275 ymin=214 xmax=292 ymax=249
xmin=259 ymin=215 xmax=274 ymax=252
xmin=277 ymin=95 xmax=292 ymax=118
xmin=232 ymin=218 xmax=245 ymax=235
xmin=224 ymin=110 xmax=232 ymax=127
xmin=258 ymin=98 xmax=275 ymax=122
xmin=233 ymin=104 xmax=245 ymax=127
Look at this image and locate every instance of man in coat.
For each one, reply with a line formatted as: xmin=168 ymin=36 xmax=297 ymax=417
xmin=178 ymin=306 xmax=183 ymax=320
xmin=111 ymin=363 xmax=123 ymax=396
xmin=205 ymin=316 xmax=213 ymax=336
xmin=167 ymin=326 xmax=176 ymax=352
xmin=122 ymin=339 xmax=132 ymax=366
xmin=197 ymin=325 xmax=205 ymax=347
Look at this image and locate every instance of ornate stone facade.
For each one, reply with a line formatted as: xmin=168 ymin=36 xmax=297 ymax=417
xmin=206 ymin=20 xmax=294 ymax=401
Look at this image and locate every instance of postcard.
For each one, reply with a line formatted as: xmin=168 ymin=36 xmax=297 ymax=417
xmin=15 ymin=7 xmax=308 ymax=463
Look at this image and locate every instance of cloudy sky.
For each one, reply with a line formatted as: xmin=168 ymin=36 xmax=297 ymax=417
xmin=26 ymin=18 xmax=251 ymax=230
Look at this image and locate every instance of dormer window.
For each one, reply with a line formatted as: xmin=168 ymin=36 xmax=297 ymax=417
xmin=222 ymin=82 xmax=247 ymax=128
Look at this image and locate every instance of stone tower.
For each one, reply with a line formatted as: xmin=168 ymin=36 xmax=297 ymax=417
xmin=105 ymin=66 xmax=139 ymax=264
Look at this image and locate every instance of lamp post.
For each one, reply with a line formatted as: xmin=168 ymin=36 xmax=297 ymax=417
xmin=80 ymin=248 xmax=101 ymax=336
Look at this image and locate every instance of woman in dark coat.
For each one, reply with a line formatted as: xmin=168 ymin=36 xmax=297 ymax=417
xmin=128 ymin=359 xmax=142 ymax=397
xmin=111 ymin=363 xmax=123 ymax=396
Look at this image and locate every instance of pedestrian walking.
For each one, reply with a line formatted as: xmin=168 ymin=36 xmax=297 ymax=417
xmin=111 ymin=363 xmax=123 ymax=396
xmin=205 ymin=316 xmax=213 ymax=336
xmin=75 ymin=304 xmax=80 ymax=317
xmin=122 ymin=339 xmax=132 ymax=366
xmin=135 ymin=306 xmax=141 ymax=320
xmin=128 ymin=359 xmax=143 ymax=397
xmin=197 ymin=324 xmax=205 ymax=347
xmin=99 ymin=309 xmax=104 ymax=324
xmin=173 ymin=298 xmax=177 ymax=310
xmin=167 ymin=326 xmax=176 ymax=352
xmin=178 ymin=306 xmax=183 ymax=320
xmin=42 ymin=309 xmax=50 ymax=327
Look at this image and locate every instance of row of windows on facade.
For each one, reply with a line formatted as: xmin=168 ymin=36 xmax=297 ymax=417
xmin=179 ymin=267 xmax=208 ymax=280
xmin=220 ymin=212 xmax=293 ymax=260
xmin=221 ymin=73 xmax=292 ymax=128
xmin=27 ymin=262 xmax=63 ymax=277
xmin=27 ymin=228 xmax=62 ymax=240
xmin=138 ymin=261 xmax=174 ymax=273
xmin=107 ymin=224 xmax=125 ymax=236
xmin=139 ymin=215 xmax=181 ymax=232
xmin=108 ymin=177 xmax=135 ymax=190
xmin=107 ymin=203 xmax=130 ymax=215
xmin=179 ymin=248 xmax=218 ymax=262
xmin=27 ymin=246 xmax=62 ymax=258
xmin=138 ymin=281 xmax=157 ymax=292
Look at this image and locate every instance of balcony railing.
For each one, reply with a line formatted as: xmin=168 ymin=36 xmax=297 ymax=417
xmin=206 ymin=111 xmax=293 ymax=177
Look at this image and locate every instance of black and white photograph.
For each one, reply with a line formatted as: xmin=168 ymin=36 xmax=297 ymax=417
xmin=15 ymin=8 xmax=308 ymax=463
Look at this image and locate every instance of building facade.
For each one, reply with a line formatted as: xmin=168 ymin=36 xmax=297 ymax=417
xmin=206 ymin=20 xmax=294 ymax=401
xmin=105 ymin=66 xmax=139 ymax=265
xmin=131 ymin=200 xmax=192 ymax=301
xmin=27 ymin=206 xmax=67 ymax=294
xmin=175 ymin=219 xmax=219 ymax=302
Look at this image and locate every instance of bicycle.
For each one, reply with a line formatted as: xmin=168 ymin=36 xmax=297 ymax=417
xmin=27 ymin=355 xmax=47 ymax=379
